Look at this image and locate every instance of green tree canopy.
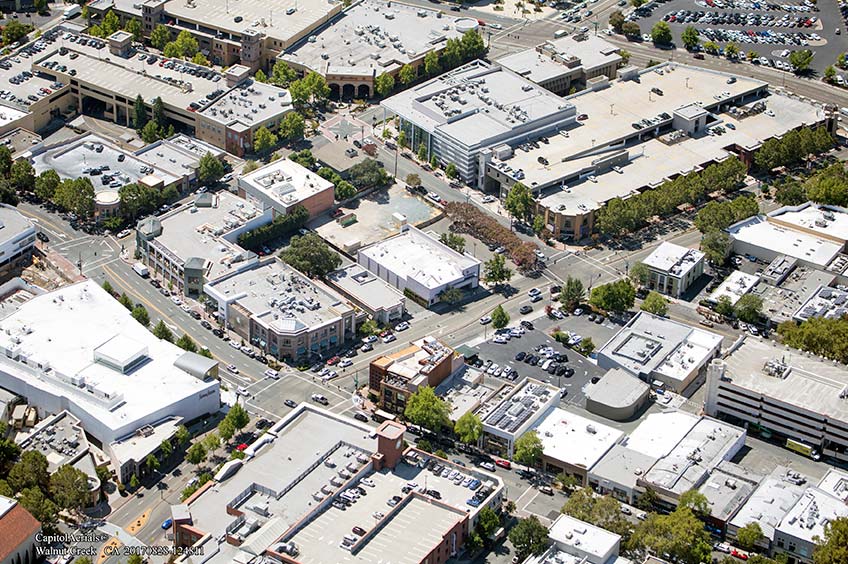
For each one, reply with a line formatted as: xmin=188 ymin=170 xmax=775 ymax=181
xmin=513 ymin=430 xmax=544 ymax=467
xmin=131 ymin=305 xmax=150 ymax=326
xmin=508 ymin=516 xmax=549 ymax=560
xmin=375 ymin=73 xmax=395 ymax=97
xmin=609 ymin=10 xmax=625 ymax=33
xmin=678 ymin=489 xmax=709 ymax=517
xmin=347 ymin=158 xmax=391 ymax=190
xmin=150 ymin=24 xmax=170 ymax=50
xmin=18 ymin=486 xmax=57 ymax=526
xmin=404 ymin=386 xmax=450 ymax=434
xmin=270 ymin=60 xmax=298 ymax=87
xmin=483 ymin=253 xmax=513 ymax=287
xmin=651 ymin=21 xmax=673 ymax=44
xmin=454 ymin=412 xmax=482 ymax=445
xmin=590 ymin=279 xmax=635 ymax=313
xmin=186 ymin=442 xmax=207 ymax=465
xmin=399 ymin=64 xmax=415 ymax=86
xmin=280 ymin=233 xmax=342 ymax=277
xmin=813 ymin=517 xmax=848 ymax=564
xmin=439 ymin=232 xmax=466 ymax=253
xmin=253 ymin=126 xmax=278 ymax=154
xmin=152 ymin=320 xmax=173 ymax=342
xmin=133 ymin=94 xmax=147 ymax=129
xmin=681 ymin=25 xmax=700 ymax=49
xmin=701 ymin=231 xmax=732 ymax=265
xmin=198 ymin=152 xmax=225 ymax=185
xmin=628 ymin=262 xmax=650 ymax=287
xmin=789 ymin=49 xmax=814 ymax=72
xmin=8 ymin=450 xmax=49 ymax=493
xmin=736 ymin=522 xmax=764 ymax=551
xmin=49 ymin=464 xmax=91 ymax=510
xmin=491 ymin=304 xmax=510 ymax=329
xmin=560 ymin=276 xmax=585 ymax=310
xmin=504 ymin=182 xmax=534 ymax=222
xmin=734 ymin=294 xmax=763 ymax=324
xmin=175 ymin=333 xmax=198 ymax=352
xmin=629 ymin=507 xmax=711 ymax=564
xmin=640 ymin=291 xmax=668 ymax=316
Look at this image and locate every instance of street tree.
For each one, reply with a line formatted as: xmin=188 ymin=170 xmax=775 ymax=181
xmin=375 ymin=73 xmax=395 ymax=97
xmin=49 ymin=464 xmax=90 ymax=511
xmin=424 ymin=50 xmax=441 ymax=76
xmin=445 ymin=163 xmax=458 ymax=179
xmin=404 ymin=386 xmax=450 ymax=434
xmin=10 ymin=159 xmax=35 ymax=194
xmin=681 ymin=26 xmax=700 ymax=49
xmin=813 ymin=517 xmax=848 ymax=564
xmin=590 ymin=280 xmax=635 ymax=313
xmin=281 ymin=233 xmax=342 ymax=277
xmin=253 ymin=126 xmax=278 ymax=154
xmin=35 ymin=170 xmax=60 ymax=202
xmin=335 ymin=181 xmax=356 ymax=201
xmin=483 ymin=254 xmax=513 ymax=287
xmin=18 ymin=487 xmax=57 ymax=526
xmin=491 ymin=304 xmax=510 ymax=329
xmin=609 ymin=10 xmax=625 ymax=33
xmin=440 ymin=287 xmax=463 ymax=305
xmin=701 ymin=231 xmax=732 ymax=264
xmin=175 ymin=425 xmax=190 ymax=447
xmin=824 ymin=65 xmax=837 ymax=83
xmin=125 ymin=18 xmax=143 ymax=40
xmin=736 ymin=522 xmax=764 ymax=551
xmin=513 ymin=430 xmax=543 ymax=467
xmin=454 ymin=412 xmax=482 ymax=445
xmin=270 ymin=61 xmax=298 ymax=87
xmin=198 ymin=152 xmax=224 ymax=185
xmin=651 ymin=21 xmax=673 ymax=44
xmin=725 ymin=42 xmax=740 ymax=59
xmin=439 ymin=232 xmax=466 ymax=253
xmin=628 ymin=262 xmax=650 ymax=287
xmin=145 ymin=453 xmax=160 ymax=473
xmin=504 ymin=182 xmax=534 ymax=222
xmin=202 ymin=432 xmax=220 ymax=452
xmin=152 ymin=320 xmax=173 ymax=342
xmin=678 ymin=490 xmax=709 ymax=517
xmin=508 ymin=516 xmax=549 ymax=560
xmin=622 ymin=21 xmax=641 ymax=38
xmin=399 ymin=64 xmax=415 ymax=86
xmin=640 ymin=291 xmax=668 ymax=316
xmin=279 ymin=112 xmax=305 ymax=142
xmin=405 ymin=173 xmax=422 ymax=188
xmin=417 ymin=144 xmax=428 ymax=161
xmin=133 ymin=95 xmax=147 ymax=129
xmin=629 ymin=507 xmax=712 ymax=564
xmin=477 ymin=506 xmax=500 ymax=541
xmin=186 ymin=442 xmax=207 ymax=466
xmin=226 ymin=403 xmax=250 ymax=432
xmin=734 ymin=294 xmax=763 ymax=324
xmin=175 ymin=333 xmax=197 ymax=352
xmin=715 ymin=295 xmax=734 ymax=317
xmin=160 ymin=439 xmax=173 ymax=459
xmin=560 ymin=276 xmax=585 ymax=310
xmin=789 ymin=49 xmax=814 ymax=72
xmin=131 ymin=305 xmax=149 ymax=326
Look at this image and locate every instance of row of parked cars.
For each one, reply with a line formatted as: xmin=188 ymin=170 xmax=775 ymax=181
xmin=699 ymin=26 xmax=819 ymax=46
xmin=664 ymin=9 xmax=817 ymax=27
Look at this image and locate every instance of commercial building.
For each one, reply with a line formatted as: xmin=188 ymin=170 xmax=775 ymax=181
xmin=325 ymin=264 xmax=406 ymax=325
xmin=368 ymin=336 xmax=461 ymax=414
xmin=587 ymin=443 xmax=659 ymax=504
xmin=476 ymin=378 xmax=559 ymax=458
xmin=756 ymin=263 xmax=835 ymax=324
xmin=481 ymin=63 xmax=829 ymax=240
xmin=792 ymin=284 xmax=848 ymax=321
xmin=358 ymin=224 xmax=481 ymax=306
xmin=381 ymin=59 xmax=576 ymax=186
xmin=641 ymin=242 xmax=705 ymax=298
xmin=533 ymin=407 xmax=623 ymax=483
xmin=597 ymin=311 xmax=723 ymax=394
xmin=696 ymin=461 xmax=762 ymax=537
xmin=774 ymin=487 xmax=848 ymax=564
xmin=727 ymin=466 xmax=808 ymax=552
xmin=437 ymin=367 xmax=499 ymax=424
xmin=16 ymin=411 xmax=103 ymax=507
xmin=281 ymin=1 xmax=474 ymax=99
xmin=237 ymin=157 xmax=334 ymax=219
xmin=0 ymin=205 xmax=35 ymax=281
xmin=136 ymin=191 xmax=269 ymax=297
xmin=708 ymin=271 xmax=760 ymax=306
xmin=706 ymin=336 xmax=848 ymax=464
xmin=0 ymin=496 xmax=40 ymax=564
xmin=526 ymin=514 xmax=625 ymax=564
xmin=497 ymin=34 xmax=622 ymax=96
xmin=171 ymin=407 xmax=504 ymax=564
xmin=584 ymin=367 xmax=650 ymax=421
xmin=728 ymin=203 xmax=848 ymax=274
xmin=204 ymin=259 xmax=356 ymax=362
xmin=817 ymin=467 xmax=848 ymax=502
xmin=133 ymin=133 xmax=225 ymax=190
xmin=0 ymin=280 xmax=220 ymax=482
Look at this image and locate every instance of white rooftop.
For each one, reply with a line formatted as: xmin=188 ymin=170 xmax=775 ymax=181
xmin=817 ymin=468 xmax=848 ymax=502
xmin=727 ymin=215 xmax=843 ymax=268
xmin=793 ymin=284 xmax=848 ymax=322
xmin=0 ymin=280 xmax=219 ymax=444
xmin=643 ymin=242 xmax=704 ymax=278
xmin=0 ymin=104 xmax=28 ymax=126
xmin=729 ymin=466 xmax=808 ymax=540
xmin=479 ymin=378 xmax=558 ymax=438
xmin=533 ymin=407 xmax=623 ymax=470
xmin=625 ymin=411 xmax=699 ymax=458
xmin=549 ymin=514 xmax=621 ymax=564
xmin=199 ymin=80 xmax=292 ymax=128
xmin=768 ymin=202 xmax=848 ymax=244
xmin=776 ymin=487 xmax=848 ymax=544
xmin=238 ymin=157 xmax=333 ymax=211
xmin=709 ymin=271 xmax=760 ymax=306
xmin=497 ymin=34 xmax=621 ymax=85
xmin=358 ymin=225 xmax=480 ymax=291
xmin=325 ymin=264 xmax=405 ymax=312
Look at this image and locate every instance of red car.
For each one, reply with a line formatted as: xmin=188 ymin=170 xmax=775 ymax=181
xmin=326 ymin=356 xmax=340 ymax=365
xmin=731 ymin=549 xmax=748 ymax=561
xmin=236 ymin=443 xmax=248 ymax=451
xmin=331 ymin=209 xmax=344 ymax=218
xmin=495 ymin=459 xmax=511 ymax=469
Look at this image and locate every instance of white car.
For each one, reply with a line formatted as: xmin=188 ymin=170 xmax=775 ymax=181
xmin=171 ymin=296 xmax=182 ymax=306
xmin=534 ymin=249 xmax=546 ymax=260
xmin=493 ymin=336 xmax=508 ymax=344
xmin=551 ymin=309 xmax=564 ymax=319
xmin=394 ymin=321 xmax=409 ymax=331
xmin=181 ymin=303 xmax=192 ymax=313
xmin=227 ymin=364 xmax=239 ymax=374
xmin=479 ymin=315 xmax=492 ymax=324
xmin=361 ymin=478 xmax=376 ymax=487
xmin=338 ymin=359 xmax=353 ymax=368
xmin=362 ymin=335 xmax=378 ymax=344
xmin=264 ymin=369 xmax=279 ymax=379
xmin=427 ymin=192 xmax=441 ymax=203
xmin=486 ymin=363 xmax=499 ymax=375
xmin=481 ymin=195 xmax=496 ymax=203
xmin=479 ymin=461 xmax=496 ymax=471
xmin=714 ymin=543 xmax=732 ymax=554
xmin=229 ymin=340 xmax=241 ymax=350
xmin=323 ymin=371 xmax=338 ymax=381
xmin=528 ymin=288 xmax=541 ymax=297
xmin=117 ymin=229 xmax=132 ymax=238
xmin=489 ymin=23 xmax=503 ymax=29
xmin=382 ymin=333 xmax=396 ymax=343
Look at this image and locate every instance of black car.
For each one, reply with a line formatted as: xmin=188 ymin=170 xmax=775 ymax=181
xmin=556 ymin=365 xmax=567 ymax=377
xmin=520 ymin=320 xmax=534 ymax=330
xmin=212 ymin=328 xmax=224 ymax=337
xmin=344 ymin=348 xmax=358 ymax=358
xmin=190 ymin=311 xmax=202 ymax=320
xmin=201 ymin=320 xmax=212 ymax=330
xmin=550 ymin=285 xmax=561 ymax=294
xmin=354 ymin=412 xmax=368 ymax=422
xmin=36 ymin=231 xmax=49 ymax=242
xmin=519 ymin=305 xmax=532 ymax=314
xmin=515 ymin=351 xmax=526 ymax=361
xmin=591 ymin=376 xmax=600 ymax=384
xmin=529 ymin=356 xmax=540 ymax=366
xmin=151 ymin=279 xmax=161 ymax=288
xmin=256 ymin=418 xmax=271 ymax=429
xmin=427 ymin=489 xmax=442 ymax=500
xmin=546 ymin=362 xmax=558 ymax=374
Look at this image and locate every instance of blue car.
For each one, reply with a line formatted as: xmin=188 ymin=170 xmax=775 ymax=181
xmin=468 ymin=479 xmax=481 ymax=490
xmin=162 ymin=518 xmax=173 ymax=530
xmin=466 ymin=498 xmax=481 ymax=507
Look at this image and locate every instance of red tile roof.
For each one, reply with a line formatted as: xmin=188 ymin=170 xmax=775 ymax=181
xmin=0 ymin=503 xmax=41 ymax=561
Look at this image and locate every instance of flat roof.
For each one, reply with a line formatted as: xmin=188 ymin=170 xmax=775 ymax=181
xmin=199 ymin=79 xmax=292 ymax=127
xmin=161 ymin=0 xmax=339 ymax=44
xmin=589 ymin=443 xmax=658 ymax=492
xmin=16 ymin=410 xmax=89 ymax=472
xmin=709 ymin=271 xmax=760 ymax=306
xmin=326 ymin=264 xmax=405 ymax=312
xmin=585 ymin=367 xmax=649 ymax=409
xmin=238 ymin=157 xmax=333 ymax=210
xmin=206 ymin=259 xmax=353 ymax=334
xmin=497 ymin=34 xmax=621 ymax=85
xmin=0 ymin=204 xmax=34 ymax=247
xmin=793 ymin=284 xmax=848 ymax=322
xmin=697 ymin=461 xmax=762 ymax=522
xmin=134 ymin=134 xmax=223 ymax=175
xmin=437 ymin=368 xmax=498 ymax=423
xmin=729 ymin=466 xmax=807 ymax=539
xmin=382 ymin=60 xmax=574 ymax=147
xmin=32 ymin=133 xmax=180 ymax=193
xmin=625 ymin=410 xmax=700 ymax=459
xmin=755 ymin=264 xmax=834 ymax=324
xmin=0 ymin=280 xmax=218 ymax=440
xmin=533 ymin=407 xmax=623 ymax=470
xmin=642 ymin=416 xmax=745 ymax=497
xmin=549 ymin=514 xmax=620 ymax=560
xmin=768 ymin=202 xmax=848 ymax=244
xmin=282 ymin=0 xmax=469 ymax=77
xmin=153 ymin=191 xmax=262 ymax=280
xmin=598 ymin=311 xmax=722 ymax=383
xmin=643 ymin=242 xmax=704 ymax=277
xmin=727 ymin=215 xmax=843 ymax=268
xmin=817 ymin=468 xmax=848 ymax=502
xmin=776 ymin=487 xmax=848 ymax=544
xmin=358 ymin=226 xmax=480 ymax=291
xmin=720 ymin=336 xmax=848 ymax=423
xmin=378 ymin=336 xmax=453 ymax=383
xmin=479 ymin=378 xmax=558 ymax=438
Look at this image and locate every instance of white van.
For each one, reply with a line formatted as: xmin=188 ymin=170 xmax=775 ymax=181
xmin=237 ymin=386 xmax=250 ymax=397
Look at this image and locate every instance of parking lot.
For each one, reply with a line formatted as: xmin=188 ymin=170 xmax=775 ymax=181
xmin=627 ymin=0 xmax=844 ymax=72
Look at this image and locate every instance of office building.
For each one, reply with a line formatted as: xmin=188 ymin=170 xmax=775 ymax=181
xmin=136 ymin=191 xmax=269 ymax=297
xmin=793 ymin=284 xmax=848 ymax=322
xmin=0 ymin=205 xmax=35 ymax=281
xmin=368 ymin=336 xmax=461 ymax=414
xmin=696 ymin=461 xmax=762 ymax=537
xmin=641 ymin=242 xmax=705 ymax=298
xmin=237 ymin=157 xmax=335 ymax=219
xmin=774 ymin=487 xmax=848 ymax=564
xmin=280 ymin=1 xmax=473 ymax=99
xmin=171 ymin=407 xmax=504 ymax=564
xmin=358 ymin=224 xmax=481 ymax=306
xmin=481 ymin=63 xmax=829 ymax=240
xmin=525 ymin=514 xmax=626 ymax=564
xmin=381 ymin=59 xmax=576 ymax=186
xmin=475 ymin=378 xmax=559 ymax=458
xmin=532 ymin=407 xmax=623 ymax=484
xmin=597 ymin=311 xmax=723 ymax=393
xmin=497 ymin=34 xmax=622 ymax=96
xmin=133 ymin=134 xmax=225 ymax=190
xmin=0 ymin=496 xmax=40 ymax=564
xmin=325 ymin=264 xmax=406 ymax=325
xmin=817 ymin=468 xmax=848 ymax=502
xmin=708 ymin=271 xmax=760 ymax=306
xmin=0 ymin=280 xmax=220 ymax=482
xmin=204 ymin=259 xmax=356 ymax=362
xmin=588 ymin=443 xmax=659 ymax=504
xmin=706 ymin=336 xmax=848 ymax=464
